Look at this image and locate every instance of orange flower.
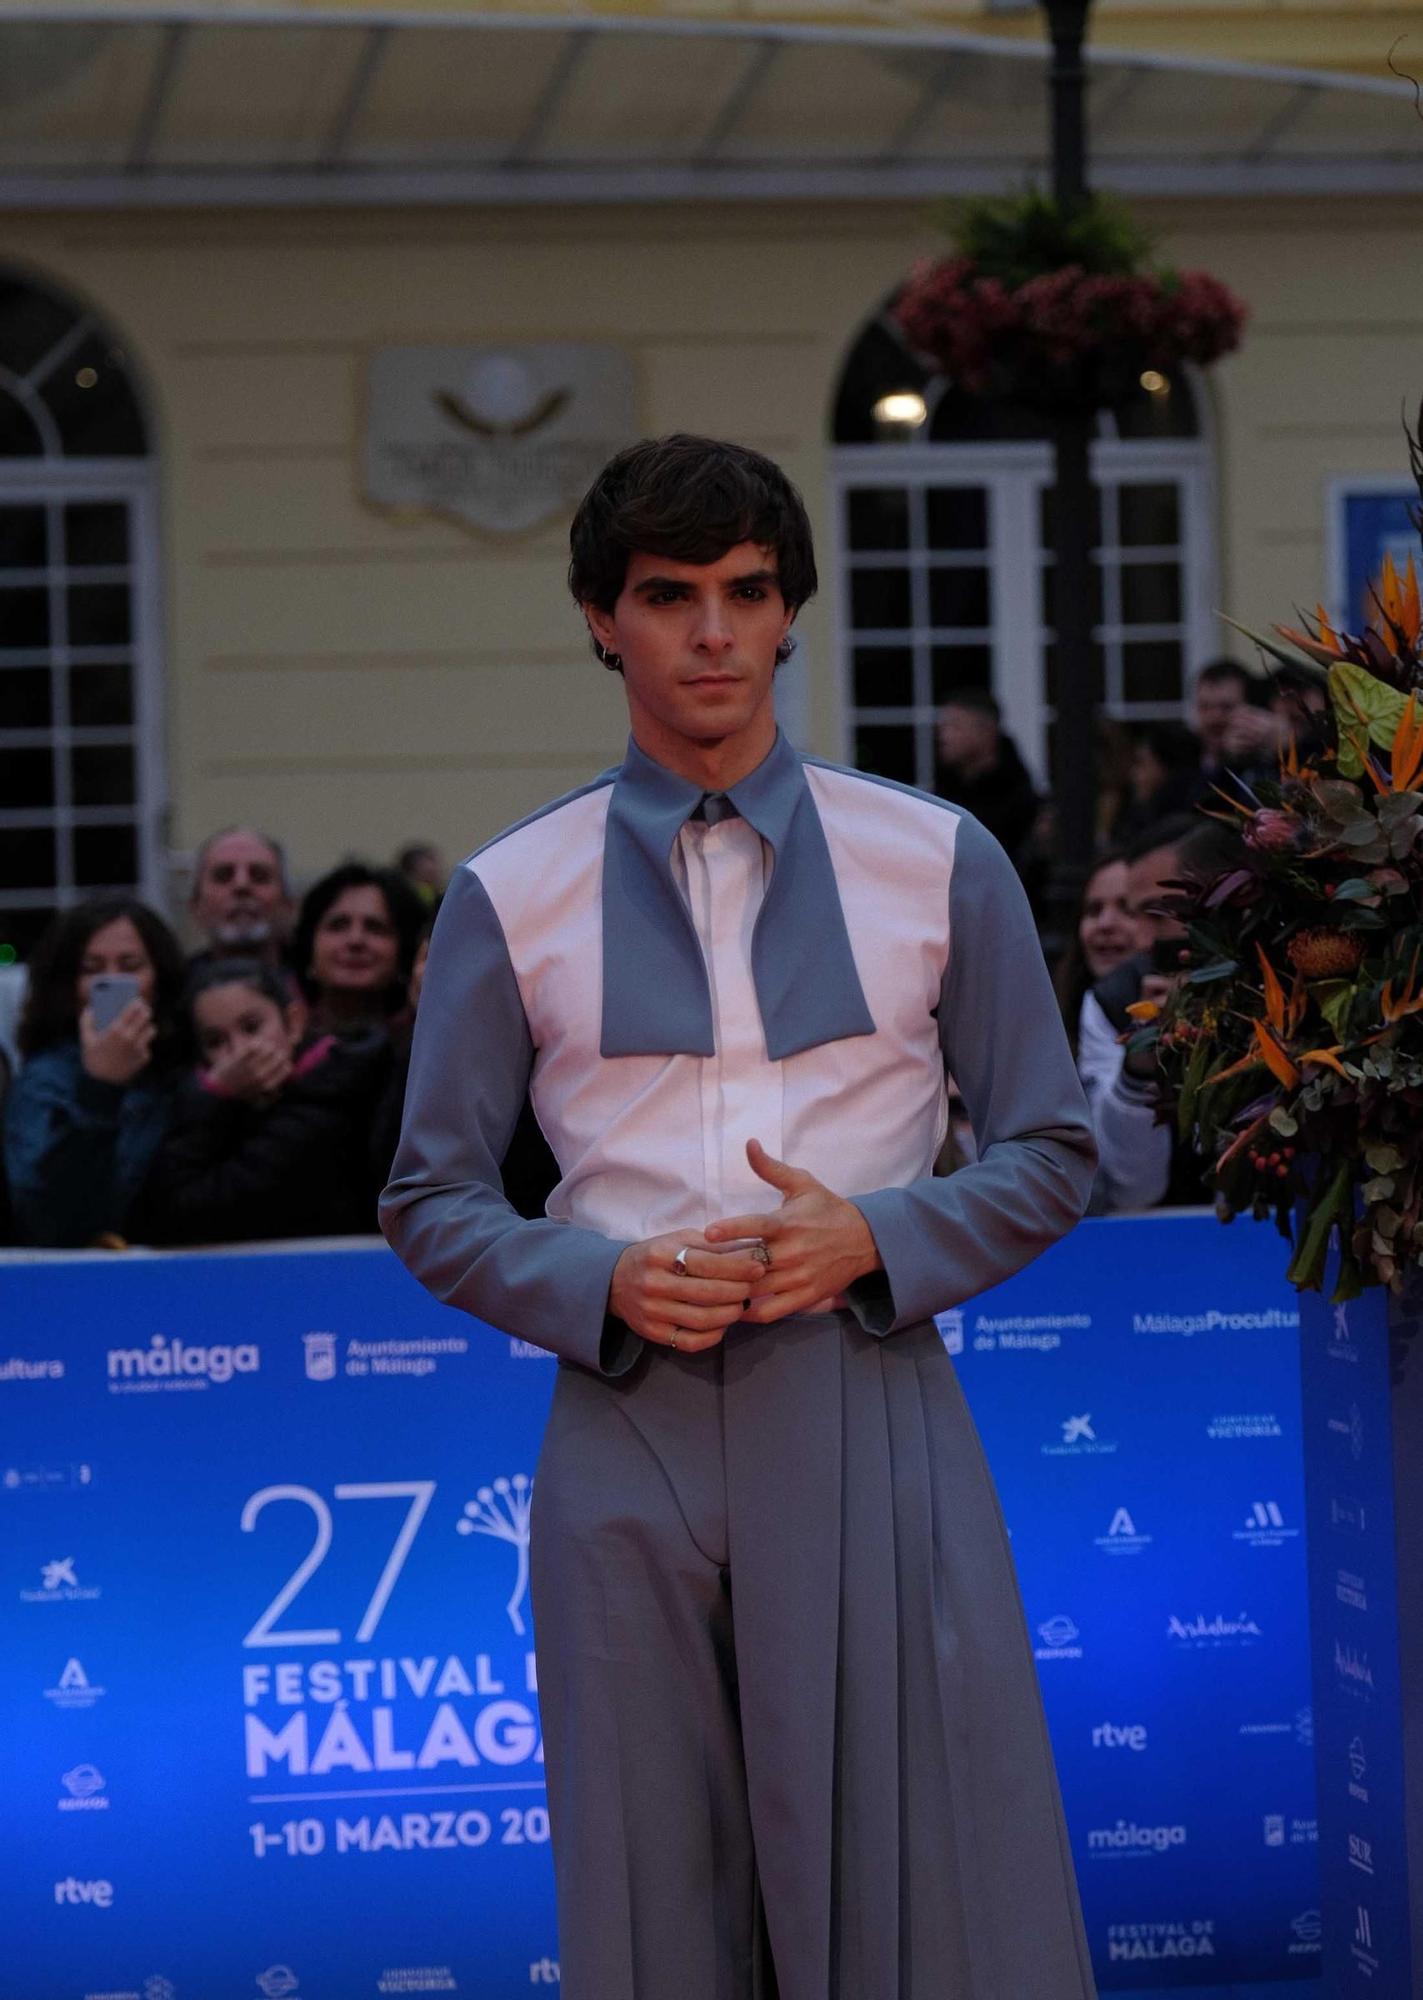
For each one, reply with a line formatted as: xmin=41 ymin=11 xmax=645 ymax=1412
xmin=1389 ymin=693 xmax=1423 ymax=794
xmin=1286 ymin=929 xmax=1365 ymax=979
xmin=1252 ymin=1020 xmax=1300 ymax=1089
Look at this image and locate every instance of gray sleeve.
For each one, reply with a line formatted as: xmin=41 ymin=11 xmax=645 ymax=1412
xmin=847 ymin=813 xmax=1098 ymax=1333
xmin=379 ymin=864 xmax=639 ymax=1375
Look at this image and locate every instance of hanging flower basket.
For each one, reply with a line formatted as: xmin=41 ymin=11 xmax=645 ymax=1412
xmin=892 ymin=190 xmax=1248 ymax=416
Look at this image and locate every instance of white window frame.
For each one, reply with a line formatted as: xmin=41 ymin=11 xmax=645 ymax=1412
xmin=832 ymin=432 xmax=1219 ymax=790
xmin=0 ymin=456 xmax=166 ymax=917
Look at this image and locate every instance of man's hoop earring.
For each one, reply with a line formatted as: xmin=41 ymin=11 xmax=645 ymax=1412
xmin=603 ymin=649 xmax=623 ymax=672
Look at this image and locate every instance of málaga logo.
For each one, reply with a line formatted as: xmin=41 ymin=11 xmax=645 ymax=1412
xmin=107 ymin=1333 xmax=259 ymax=1393
xmin=456 ymin=1476 xmax=534 ymax=1635
xmin=1087 ymin=1820 xmax=1187 ymax=1857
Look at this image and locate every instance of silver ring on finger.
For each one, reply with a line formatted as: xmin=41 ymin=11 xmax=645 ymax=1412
xmin=672 ymin=1245 xmax=693 ymax=1277
xmin=751 ymin=1243 xmax=772 ymax=1270
xmin=670 ymin=1327 xmax=681 ymax=1351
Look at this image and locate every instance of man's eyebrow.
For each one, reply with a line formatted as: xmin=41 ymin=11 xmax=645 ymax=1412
xmin=630 ymin=568 xmax=780 ymax=595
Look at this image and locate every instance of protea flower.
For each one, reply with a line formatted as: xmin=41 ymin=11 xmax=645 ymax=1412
xmin=1244 ymin=809 xmax=1305 ymax=853
xmin=1286 ymin=928 xmax=1365 ymax=979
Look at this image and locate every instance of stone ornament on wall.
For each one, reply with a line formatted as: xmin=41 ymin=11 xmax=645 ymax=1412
xmin=364 ymin=344 xmax=636 ymax=535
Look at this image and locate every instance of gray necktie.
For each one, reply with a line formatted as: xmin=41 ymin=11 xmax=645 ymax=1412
xmin=694 ymin=792 xmax=741 ymax=827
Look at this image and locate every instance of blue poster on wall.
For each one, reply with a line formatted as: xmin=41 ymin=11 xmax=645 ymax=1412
xmin=949 ymin=1213 xmax=1319 ymax=1989
xmin=1331 ymin=482 xmax=1418 ymax=631
xmin=2 ymin=1218 xmax=1317 ymax=1998
xmin=1 ymin=1242 xmax=562 ymax=2000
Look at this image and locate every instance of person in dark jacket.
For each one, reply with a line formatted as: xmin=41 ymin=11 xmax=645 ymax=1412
xmin=140 ymin=959 xmax=391 ymax=1246
xmin=2 ymin=896 xmax=186 ymax=1248
xmin=370 ymin=924 xmax=558 ymax=1221
xmin=933 ymin=689 xmax=1041 ymax=862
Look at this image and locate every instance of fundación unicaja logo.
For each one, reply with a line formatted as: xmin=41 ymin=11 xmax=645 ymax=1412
xmin=303 ymin=1333 xmax=338 ymax=1382
xmin=1034 ymin=1614 xmax=1083 ymax=1661
xmin=456 ymin=1476 xmax=534 ymax=1635
xmin=58 ymin=1763 xmax=109 ymax=1811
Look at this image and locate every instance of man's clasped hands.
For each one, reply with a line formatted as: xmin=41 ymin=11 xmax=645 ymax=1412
xmin=608 ymin=1136 xmax=882 ymax=1353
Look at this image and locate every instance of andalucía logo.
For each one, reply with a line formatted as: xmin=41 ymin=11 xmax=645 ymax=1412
xmin=107 ymin=1334 xmax=259 ymax=1393
xmin=1167 ymin=1611 xmax=1262 ymax=1647
xmin=1335 ymin=1641 xmax=1375 ymax=1695
xmin=0 ymin=1355 xmax=63 ymax=1381
xmin=20 ymin=1558 xmax=100 ymax=1605
xmin=44 ymin=1657 xmax=105 ymax=1709
xmin=57 ymin=1764 xmax=109 ymax=1811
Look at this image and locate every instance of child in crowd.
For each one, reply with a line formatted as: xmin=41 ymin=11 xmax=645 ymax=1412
xmin=3 ymin=896 xmax=187 ymax=1248
xmin=138 ymin=959 xmax=391 ymax=1245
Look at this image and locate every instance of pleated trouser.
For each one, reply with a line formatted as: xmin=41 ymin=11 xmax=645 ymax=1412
xmin=529 ymin=1308 xmax=1097 ymax=2000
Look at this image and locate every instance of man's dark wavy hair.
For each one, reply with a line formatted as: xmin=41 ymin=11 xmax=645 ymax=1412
xmin=568 ymin=434 xmax=818 ymax=670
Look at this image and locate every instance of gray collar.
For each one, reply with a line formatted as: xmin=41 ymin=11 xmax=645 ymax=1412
xmin=600 ymin=730 xmax=875 ymax=1061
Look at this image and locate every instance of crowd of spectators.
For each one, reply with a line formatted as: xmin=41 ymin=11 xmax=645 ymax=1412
xmin=933 ymin=658 xmax=1278 ymax=1217
xmin=0 ymin=829 xmax=556 ymax=1252
xmin=0 ymin=656 xmax=1271 ymax=1250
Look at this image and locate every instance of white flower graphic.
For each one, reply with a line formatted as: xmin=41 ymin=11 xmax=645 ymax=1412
xmin=456 ymin=1475 xmax=534 ymax=1634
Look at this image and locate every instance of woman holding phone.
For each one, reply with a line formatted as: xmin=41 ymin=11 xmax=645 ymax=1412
xmin=2 ymin=895 xmax=186 ymax=1247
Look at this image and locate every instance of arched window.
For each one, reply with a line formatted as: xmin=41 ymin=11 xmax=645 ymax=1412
xmin=831 ymin=302 xmax=1216 ymax=793
xmin=0 ymin=268 xmax=161 ymax=961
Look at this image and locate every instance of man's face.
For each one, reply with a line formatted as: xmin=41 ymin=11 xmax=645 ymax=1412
xmin=584 ymin=543 xmax=793 ymax=757
xmin=190 ymin=831 xmax=292 ymax=952
xmin=1194 ymin=677 xmax=1245 ymax=758
xmin=1125 ymin=843 xmax=1185 ymax=951
xmin=935 ymin=705 xmax=997 ymax=769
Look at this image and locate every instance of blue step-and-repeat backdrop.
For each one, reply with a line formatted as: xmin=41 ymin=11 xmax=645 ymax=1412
xmin=1 ymin=1214 xmax=1320 ymax=2000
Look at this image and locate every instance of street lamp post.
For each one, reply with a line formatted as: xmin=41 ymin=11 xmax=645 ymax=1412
xmin=1042 ymin=0 xmax=1097 ymax=932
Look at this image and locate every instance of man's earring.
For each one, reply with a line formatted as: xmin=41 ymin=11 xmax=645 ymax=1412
xmin=604 ymin=650 xmax=623 ymax=672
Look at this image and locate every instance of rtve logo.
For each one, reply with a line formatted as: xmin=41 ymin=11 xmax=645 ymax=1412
xmin=1091 ymin=1722 xmax=1147 ymax=1751
xmin=54 ymin=1877 xmax=112 ymax=1907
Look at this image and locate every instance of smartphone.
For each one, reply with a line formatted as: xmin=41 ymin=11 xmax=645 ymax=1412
xmin=1149 ymin=936 xmax=1188 ymax=977
xmin=89 ymin=973 xmax=142 ymax=1033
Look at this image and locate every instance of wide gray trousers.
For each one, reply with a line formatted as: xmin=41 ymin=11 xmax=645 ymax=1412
xmin=529 ymin=1308 xmax=1097 ymax=2000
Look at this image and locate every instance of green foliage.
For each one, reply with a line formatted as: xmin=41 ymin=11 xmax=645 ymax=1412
xmin=933 ymin=187 xmax=1154 ymax=289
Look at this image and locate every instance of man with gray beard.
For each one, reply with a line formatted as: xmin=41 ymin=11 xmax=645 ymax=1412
xmin=187 ymin=827 xmax=295 ymax=972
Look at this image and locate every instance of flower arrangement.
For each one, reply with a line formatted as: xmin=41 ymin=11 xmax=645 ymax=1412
xmin=1146 ymin=420 xmax=1423 ymax=1300
xmin=893 ymin=189 xmax=1247 ymax=414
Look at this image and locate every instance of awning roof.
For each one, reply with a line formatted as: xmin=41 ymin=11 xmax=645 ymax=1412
xmin=0 ymin=8 xmax=1419 ymax=207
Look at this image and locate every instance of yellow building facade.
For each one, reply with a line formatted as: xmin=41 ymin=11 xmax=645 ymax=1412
xmin=0 ymin=2 xmax=1420 ymax=938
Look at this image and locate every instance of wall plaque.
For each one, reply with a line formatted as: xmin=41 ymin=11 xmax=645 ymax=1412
xmin=364 ymin=344 xmax=636 ymax=535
